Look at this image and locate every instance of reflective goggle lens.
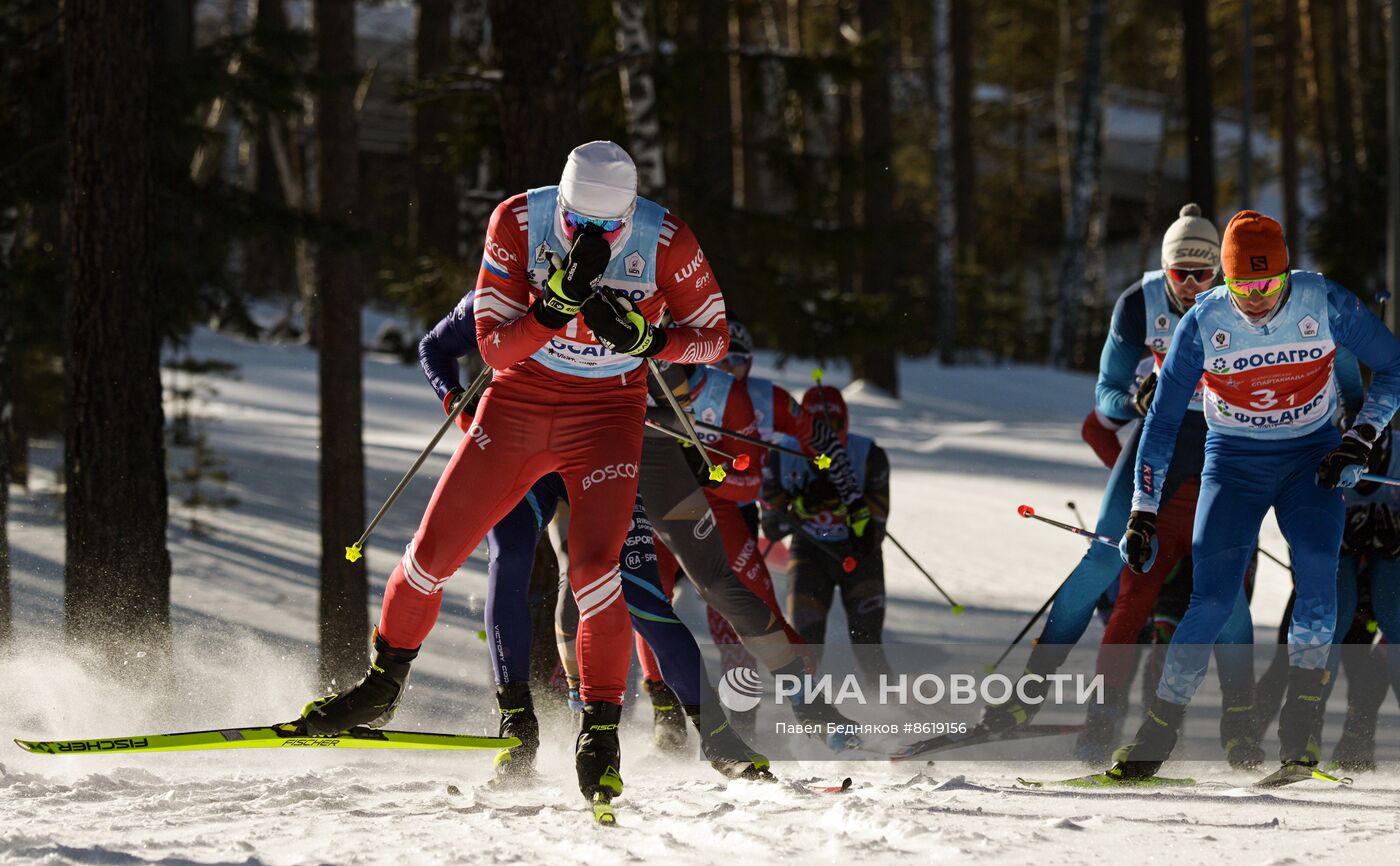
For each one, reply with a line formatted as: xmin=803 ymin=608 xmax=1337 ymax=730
xmin=1168 ymin=267 xmax=1216 ymax=284
xmin=1225 ymin=272 xmax=1288 ymax=297
xmin=564 ymin=211 xmax=626 ymax=233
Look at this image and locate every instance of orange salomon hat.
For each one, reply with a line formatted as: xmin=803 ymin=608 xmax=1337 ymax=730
xmin=1221 ymin=210 xmax=1289 ymax=278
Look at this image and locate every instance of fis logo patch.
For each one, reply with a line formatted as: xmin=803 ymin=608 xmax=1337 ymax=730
xmin=1299 ymin=315 xmax=1319 ymax=338
xmin=625 ymin=251 xmax=645 ymax=277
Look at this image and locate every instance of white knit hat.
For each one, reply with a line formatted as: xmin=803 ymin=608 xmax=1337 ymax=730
xmin=1160 ymin=203 xmax=1221 ymax=267
xmin=558 ymin=141 xmax=638 ymax=220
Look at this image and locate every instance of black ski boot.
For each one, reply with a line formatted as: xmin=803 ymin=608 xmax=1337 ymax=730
xmin=576 ymin=701 xmax=624 ymax=817
xmin=1277 ymin=666 xmax=1329 ymax=767
xmin=1108 ymin=697 xmax=1186 ymax=781
xmin=643 ymin=679 xmax=688 ymax=755
xmin=977 ymin=672 xmax=1049 ymax=733
xmin=300 ymin=630 xmax=416 ymax=734
xmin=1219 ymin=703 xmax=1265 ymax=770
xmin=1329 ymin=704 xmax=1378 ymax=773
xmin=687 ymin=701 xmax=773 ymax=781
xmin=491 ymin=683 xmax=540 ymax=784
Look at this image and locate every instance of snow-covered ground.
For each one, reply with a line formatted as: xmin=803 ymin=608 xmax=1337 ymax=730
xmin=3 ymin=329 xmax=1398 ymax=865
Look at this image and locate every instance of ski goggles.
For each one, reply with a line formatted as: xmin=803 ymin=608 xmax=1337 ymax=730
xmin=563 ymin=210 xmax=627 ymax=234
xmin=1167 ymin=266 xmax=1217 ymax=284
xmin=1225 ymin=271 xmax=1288 ymax=298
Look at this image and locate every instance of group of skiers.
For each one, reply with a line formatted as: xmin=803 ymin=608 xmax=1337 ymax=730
xmin=294 ymin=142 xmax=892 ymax=807
xmin=289 ymin=138 xmax=1400 ymax=802
xmin=990 ymin=203 xmax=1400 ymax=784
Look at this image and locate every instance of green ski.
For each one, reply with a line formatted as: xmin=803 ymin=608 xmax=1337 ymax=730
xmin=1253 ymin=763 xmax=1353 ymax=789
xmin=1017 ymin=773 xmax=1196 ymax=789
xmin=15 ymin=723 xmax=518 ymax=756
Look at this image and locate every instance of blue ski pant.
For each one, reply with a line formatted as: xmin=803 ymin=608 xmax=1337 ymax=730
xmin=1329 ymin=554 xmax=1400 ymax=707
xmin=484 ymin=473 xmax=705 ymax=706
xmin=1157 ymin=425 xmax=1344 ymax=705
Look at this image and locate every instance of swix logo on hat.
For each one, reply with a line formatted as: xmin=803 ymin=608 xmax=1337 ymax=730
xmin=581 ymin=462 xmax=639 ymax=490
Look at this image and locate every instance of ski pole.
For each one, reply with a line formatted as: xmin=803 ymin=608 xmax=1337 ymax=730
xmin=1360 ymin=472 xmax=1400 ymax=487
xmin=643 ymin=419 xmax=750 ymax=470
xmin=986 ymin=587 xmax=1059 ymax=673
xmin=345 ymin=365 xmax=493 ymax=562
xmin=885 ymin=530 xmax=965 ymax=614
xmin=1066 ymin=500 xmax=1087 ymax=530
xmin=1017 ymin=504 xmax=1118 ymax=548
xmin=646 ymin=359 xmax=725 ymax=483
xmin=692 ymin=419 xmax=829 ymax=467
xmin=1256 ymin=545 xmax=1292 ymax=573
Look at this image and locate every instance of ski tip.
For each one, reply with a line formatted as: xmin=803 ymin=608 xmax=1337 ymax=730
xmin=1017 ymin=504 xmax=1034 ymax=518
xmin=839 ymin=776 xmax=853 ymax=791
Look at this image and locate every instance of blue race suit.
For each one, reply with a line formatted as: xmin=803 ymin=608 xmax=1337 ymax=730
xmin=1133 ymin=274 xmax=1400 ymax=705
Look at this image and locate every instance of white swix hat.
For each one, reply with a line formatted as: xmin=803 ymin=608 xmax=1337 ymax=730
xmin=1160 ymin=203 xmax=1221 ymax=267
xmin=558 ymin=141 xmax=638 ymax=220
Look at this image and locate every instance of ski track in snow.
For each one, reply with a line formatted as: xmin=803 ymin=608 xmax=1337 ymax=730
xmin=4 ymin=327 xmax=1400 ymax=865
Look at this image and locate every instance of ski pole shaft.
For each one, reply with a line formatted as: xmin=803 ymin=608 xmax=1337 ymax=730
xmin=1360 ymin=472 xmax=1400 ymax=487
xmin=885 ymin=530 xmax=965 ymax=613
xmin=643 ymin=419 xmax=750 ymax=470
xmin=692 ymin=419 xmax=818 ymax=463
xmin=1016 ymin=504 xmax=1118 ymax=547
xmin=781 ymin=510 xmax=856 ymax=572
xmin=1066 ymin=500 xmax=1087 ymax=530
xmin=987 ymin=588 xmax=1058 ymax=673
xmin=345 ymin=365 xmax=492 ymax=562
xmin=1255 ymin=545 xmax=1291 ymax=573
xmin=647 ymin=359 xmax=726 ymax=483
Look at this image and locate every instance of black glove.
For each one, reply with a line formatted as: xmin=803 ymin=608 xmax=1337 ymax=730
xmin=532 ymin=227 xmax=611 ymax=329
xmin=795 ymin=476 xmax=843 ymax=520
xmin=847 ymin=498 xmax=879 ymax=555
xmin=442 ymin=387 xmax=480 ymax=434
xmin=1118 ymin=510 xmax=1158 ymax=574
xmin=760 ymin=508 xmax=793 ymax=542
xmin=1371 ymin=506 xmax=1400 ymax=560
xmin=1318 ymin=425 xmax=1377 ymax=489
xmin=581 ymin=289 xmax=669 ymax=357
xmin=680 ymin=441 xmax=723 ymax=489
xmin=1341 ymin=504 xmax=1376 ymax=556
xmin=1133 ymin=371 xmax=1159 ymax=417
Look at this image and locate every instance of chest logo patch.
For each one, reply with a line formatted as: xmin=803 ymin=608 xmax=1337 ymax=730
xmin=1299 ymin=315 xmax=1319 ymax=338
xmin=1155 ymin=314 xmax=1170 ymax=332
xmin=535 ymin=241 xmax=552 ymax=264
xmin=625 ymin=251 xmax=646 ymax=277
xmin=1211 ymin=329 xmax=1231 ymax=351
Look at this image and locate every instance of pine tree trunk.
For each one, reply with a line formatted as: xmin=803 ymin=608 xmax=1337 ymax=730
xmin=1330 ymin=0 xmax=1358 ymax=196
xmin=950 ymin=0 xmax=976 ymax=266
xmin=62 ymin=0 xmax=172 ymax=648
xmin=414 ymin=0 xmax=457 ymax=258
xmin=1048 ymin=0 xmax=1106 ymax=368
xmin=1302 ymin=0 xmax=1334 ymax=193
xmin=614 ymin=0 xmax=666 ymax=197
xmin=1280 ymin=0 xmax=1301 ymax=256
xmin=671 ymin=2 xmax=734 ymax=276
xmin=490 ymin=0 xmax=584 ymax=191
xmin=0 ymin=236 xmax=12 ymax=646
xmin=854 ymin=0 xmax=898 ymax=395
xmin=314 ymin=0 xmax=369 ymax=685
xmin=932 ymin=0 xmax=956 ymax=366
xmin=1180 ymin=0 xmax=1215 ymax=221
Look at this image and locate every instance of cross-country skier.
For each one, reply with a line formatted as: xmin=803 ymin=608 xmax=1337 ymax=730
xmin=412 ymin=291 xmax=769 ymax=783
xmin=1315 ymin=422 xmax=1400 ymax=770
xmin=1110 ymin=210 xmax=1400 ymax=782
xmin=761 ymin=386 xmax=891 ymax=678
xmin=296 ymin=141 xmax=730 ymax=808
xmin=982 ymin=205 xmax=1256 ymax=740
